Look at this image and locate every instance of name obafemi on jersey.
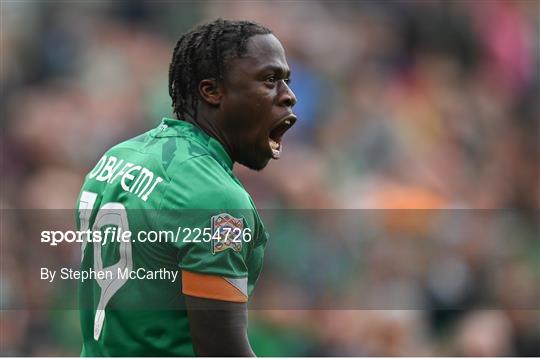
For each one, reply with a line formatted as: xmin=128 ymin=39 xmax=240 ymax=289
xmin=76 ymin=118 xmax=268 ymax=356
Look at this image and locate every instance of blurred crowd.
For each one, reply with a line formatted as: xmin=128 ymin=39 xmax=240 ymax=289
xmin=2 ymin=0 xmax=539 ymax=356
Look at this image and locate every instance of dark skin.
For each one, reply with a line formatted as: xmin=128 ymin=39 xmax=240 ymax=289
xmin=194 ymin=33 xmax=297 ymax=170
xmin=184 ymin=34 xmax=297 ymax=356
xmin=186 ymin=296 xmax=254 ymax=356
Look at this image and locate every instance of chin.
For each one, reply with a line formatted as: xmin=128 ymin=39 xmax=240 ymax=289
xmin=237 ymin=153 xmax=271 ymax=171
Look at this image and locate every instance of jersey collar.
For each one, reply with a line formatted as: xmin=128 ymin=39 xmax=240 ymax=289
xmin=156 ymin=117 xmax=233 ymax=171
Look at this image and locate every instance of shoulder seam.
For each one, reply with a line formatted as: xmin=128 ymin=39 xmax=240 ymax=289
xmin=156 ymin=153 xmax=214 ymax=212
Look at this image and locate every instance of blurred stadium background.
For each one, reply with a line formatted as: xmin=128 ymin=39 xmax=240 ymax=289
xmin=1 ymin=0 xmax=539 ymax=356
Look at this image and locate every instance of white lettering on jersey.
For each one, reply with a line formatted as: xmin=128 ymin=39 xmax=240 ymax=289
xmin=90 ymin=155 xmax=163 ymax=202
xmin=121 ymin=165 xmax=141 ymax=192
xmin=96 ymin=156 xmax=117 ymax=182
xmin=130 ymin=167 xmax=154 ymax=196
xmin=88 ymin=155 xmax=107 ymax=179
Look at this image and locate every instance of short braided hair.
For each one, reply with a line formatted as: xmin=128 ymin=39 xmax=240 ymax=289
xmin=168 ymin=19 xmax=272 ymax=120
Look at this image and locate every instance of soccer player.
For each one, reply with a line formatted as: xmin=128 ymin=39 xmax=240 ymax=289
xmin=76 ymin=19 xmax=297 ymax=356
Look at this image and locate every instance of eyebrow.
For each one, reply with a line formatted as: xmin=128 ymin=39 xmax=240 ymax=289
xmin=260 ymin=64 xmax=291 ymax=78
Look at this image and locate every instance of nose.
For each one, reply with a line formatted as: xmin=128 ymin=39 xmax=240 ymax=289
xmin=279 ymin=81 xmax=297 ymax=108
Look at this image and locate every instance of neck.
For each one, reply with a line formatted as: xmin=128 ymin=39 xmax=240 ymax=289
xmin=188 ymin=114 xmax=234 ymax=161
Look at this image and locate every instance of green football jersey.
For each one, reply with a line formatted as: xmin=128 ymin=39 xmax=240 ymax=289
xmin=76 ymin=118 xmax=268 ymax=356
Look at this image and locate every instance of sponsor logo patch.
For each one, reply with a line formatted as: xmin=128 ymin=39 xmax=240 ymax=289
xmin=211 ymin=213 xmax=244 ymax=254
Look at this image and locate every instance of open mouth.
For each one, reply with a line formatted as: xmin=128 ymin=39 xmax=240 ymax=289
xmin=269 ymin=114 xmax=297 ymax=159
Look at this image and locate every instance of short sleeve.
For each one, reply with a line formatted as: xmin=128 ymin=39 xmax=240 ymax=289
xmin=157 ymin=155 xmax=257 ymax=301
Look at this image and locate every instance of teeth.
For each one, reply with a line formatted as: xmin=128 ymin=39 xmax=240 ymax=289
xmin=284 ymin=120 xmax=291 ymax=125
xmin=270 ymin=139 xmax=279 ymax=150
xmin=269 ymin=139 xmax=281 ymax=159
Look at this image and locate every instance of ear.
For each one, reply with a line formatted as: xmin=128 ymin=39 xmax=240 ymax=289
xmin=198 ymin=79 xmax=222 ymax=106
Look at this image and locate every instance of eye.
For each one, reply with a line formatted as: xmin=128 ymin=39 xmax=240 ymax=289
xmin=264 ymin=75 xmax=277 ymax=85
xmin=284 ymin=78 xmax=291 ymax=85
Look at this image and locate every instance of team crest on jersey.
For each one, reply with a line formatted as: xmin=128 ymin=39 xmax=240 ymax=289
xmin=211 ymin=213 xmax=243 ymax=254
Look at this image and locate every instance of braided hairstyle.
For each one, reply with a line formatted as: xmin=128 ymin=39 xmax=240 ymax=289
xmin=168 ymin=19 xmax=272 ymax=121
